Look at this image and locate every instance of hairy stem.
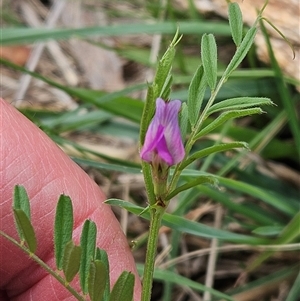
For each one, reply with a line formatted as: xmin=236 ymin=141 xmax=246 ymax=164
xmin=141 ymin=204 xmax=165 ymax=301
xmin=0 ymin=230 xmax=86 ymax=301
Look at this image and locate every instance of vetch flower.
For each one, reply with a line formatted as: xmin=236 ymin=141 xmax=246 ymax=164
xmin=141 ymin=98 xmax=185 ymax=166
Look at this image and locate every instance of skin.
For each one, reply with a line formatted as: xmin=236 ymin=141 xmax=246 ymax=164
xmin=0 ymin=98 xmax=142 ymax=301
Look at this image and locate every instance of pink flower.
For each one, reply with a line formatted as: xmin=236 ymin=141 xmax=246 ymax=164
xmin=141 ymin=98 xmax=185 ymax=166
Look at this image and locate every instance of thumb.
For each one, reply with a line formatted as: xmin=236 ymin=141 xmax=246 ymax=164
xmin=0 ymin=99 xmax=141 ymax=301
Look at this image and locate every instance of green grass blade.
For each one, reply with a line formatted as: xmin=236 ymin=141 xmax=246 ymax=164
xmin=137 ymin=264 xmax=234 ymax=301
xmin=106 ymin=199 xmax=270 ymax=244
xmin=227 ymin=266 xmax=298 ymax=298
xmin=259 ymin=19 xmax=300 ymax=155
xmin=1 ymin=21 xmax=231 ymax=45
xmin=1 ymin=58 xmax=144 ymax=124
xmin=286 ymin=271 xmax=300 ymax=301
xmin=248 ymin=212 xmax=300 ymax=271
xmin=72 ymin=157 xmax=141 ymax=174
xmin=197 ymin=185 xmax=280 ymax=226
xmin=217 ymin=177 xmax=296 ymax=216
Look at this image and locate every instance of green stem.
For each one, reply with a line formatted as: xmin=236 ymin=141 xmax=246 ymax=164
xmin=141 ymin=204 xmax=165 ymax=301
xmin=0 ymin=230 xmax=86 ymax=301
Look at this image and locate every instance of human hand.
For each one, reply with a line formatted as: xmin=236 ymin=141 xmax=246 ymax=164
xmin=0 ymin=98 xmax=142 ymax=301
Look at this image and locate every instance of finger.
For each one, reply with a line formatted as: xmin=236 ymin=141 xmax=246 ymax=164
xmin=0 ymin=99 xmax=141 ymax=301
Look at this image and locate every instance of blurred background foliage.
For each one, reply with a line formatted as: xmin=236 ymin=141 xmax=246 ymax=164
xmin=1 ymin=0 xmax=299 ymax=300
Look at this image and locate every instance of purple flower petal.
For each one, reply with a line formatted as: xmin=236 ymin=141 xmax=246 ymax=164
xmin=141 ymin=98 xmax=185 ymax=166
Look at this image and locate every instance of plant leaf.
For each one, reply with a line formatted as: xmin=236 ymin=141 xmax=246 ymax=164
xmin=13 ymin=208 xmax=37 ymax=253
xmin=179 ymin=102 xmax=189 ymax=140
xmin=54 ymin=195 xmax=74 ymax=270
xmin=167 ymin=176 xmax=217 ymax=200
xmin=201 ymin=34 xmax=218 ymax=90
xmin=180 ymin=141 xmax=248 ymax=169
xmin=80 ymin=220 xmax=97 ymax=294
xmin=207 ymin=97 xmax=273 ymax=115
xmin=96 ymin=248 xmax=110 ymax=300
xmin=109 ymin=271 xmax=134 ymax=301
xmin=223 ymin=26 xmax=257 ymax=78
xmin=187 ymin=65 xmax=207 ymax=127
xmin=62 ymin=241 xmax=82 ymax=283
xmin=13 ymin=185 xmax=32 ymax=242
xmin=154 ymin=30 xmax=180 ymax=97
xmin=228 ymin=2 xmax=243 ymax=46
xmin=13 ymin=185 xmax=31 ymax=220
xmin=160 ymin=73 xmax=173 ymax=100
xmin=88 ymin=260 xmax=107 ymax=301
xmin=195 ymin=108 xmax=263 ymax=139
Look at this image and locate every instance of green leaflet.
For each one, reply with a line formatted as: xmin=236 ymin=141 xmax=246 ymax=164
xmin=88 ymin=260 xmax=107 ymax=301
xmin=109 ymin=271 xmax=135 ymax=301
xmin=13 ymin=185 xmax=33 ymax=245
xmin=153 ymin=30 xmax=180 ymax=97
xmin=54 ymin=195 xmax=74 ymax=270
xmin=13 ymin=209 xmax=37 ymax=253
xmin=180 ymin=141 xmax=249 ymax=169
xmin=201 ymin=34 xmax=218 ymax=91
xmin=207 ymin=97 xmax=273 ymax=115
xmin=195 ymin=108 xmax=263 ymax=139
xmin=223 ymin=26 xmax=257 ymax=79
xmin=80 ymin=220 xmax=97 ymax=294
xmin=96 ymin=248 xmax=110 ymax=300
xmin=228 ymin=2 xmax=243 ymax=46
xmin=13 ymin=185 xmax=31 ymax=219
xmin=167 ymin=176 xmax=217 ymax=200
xmin=179 ymin=102 xmax=189 ymax=140
xmin=62 ymin=241 xmax=82 ymax=283
xmin=187 ymin=65 xmax=207 ymax=127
